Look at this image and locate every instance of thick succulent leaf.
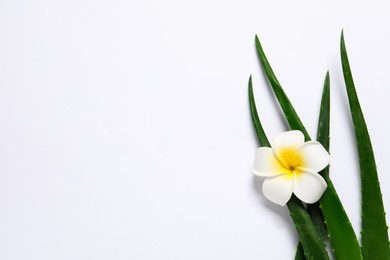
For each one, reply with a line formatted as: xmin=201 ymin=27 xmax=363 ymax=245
xmin=248 ymin=76 xmax=329 ymax=260
xmin=248 ymin=76 xmax=270 ymax=147
xmin=340 ymin=32 xmax=390 ymax=260
xmin=317 ymin=72 xmax=362 ymax=260
xmin=254 ymin=36 xmax=310 ymax=142
xmin=294 ymin=244 xmax=305 ymax=260
xmin=287 ymin=196 xmax=329 ymax=260
xmin=255 ymin=36 xmax=362 ymax=259
xmin=305 ymin=74 xmax=332 ymax=257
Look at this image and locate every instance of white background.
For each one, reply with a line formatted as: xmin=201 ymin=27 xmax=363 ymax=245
xmin=0 ymin=0 xmax=389 ymax=259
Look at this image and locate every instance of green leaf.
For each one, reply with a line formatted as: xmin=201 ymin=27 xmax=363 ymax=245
xmin=316 ymin=72 xmax=331 ymax=151
xmin=294 ymin=244 xmax=306 ymax=260
xmin=254 ymin=36 xmax=310 ymax=142
xmin=307 ymin=202 xmax=327 ymax=241
xmin=317 ymin=72 xmax=362 ymax=260
xmin=296 ymin=73 xmax=331 ymax=260
xmin=255 ymin=35 xmax=362 ymax=260
xmin=287 ymin=196 xmax=329 ymax=260
xmin=248 ymin=76 xmax=270 ymax=147
xmin=309 ymin=73 xmax=332 ymax=239
xmin=248 ymin=76 xmax=329 ymax=260
xmin=340 ymin=31 xmax=390 ymax=260
xmin=295 ymin=74 xmax=333 ymax=260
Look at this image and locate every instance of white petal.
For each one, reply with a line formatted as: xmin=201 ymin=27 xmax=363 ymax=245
xmin=293 ymin=168 xmax=327 ymax=204
xmin=253 ymin=147 xmax=290 ymax=177
xmin=293 ymin=141 xmax=330 ymax=172
xmin=262 ymin=175 xmax=294 ymax=206
xmin=273 ymin=130 xmax=305 ymax=149
xmin=273 ymin=130 xmax=305 ymax=167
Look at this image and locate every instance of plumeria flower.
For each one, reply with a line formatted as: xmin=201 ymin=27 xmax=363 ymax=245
xmin=253 ymin=130 xmax=329 ymax=206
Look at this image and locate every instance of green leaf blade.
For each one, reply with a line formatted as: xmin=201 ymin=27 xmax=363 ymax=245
xmin=316 ymin=72 xmax=330 ymax=151
xmin=255 ymin=35 xmax=310 ymax=141
xmin=340 ymin=32 xmax=390 ymax=260
xmin=255 ymin=36 xmax=362 ymax=260
xmin=294 ymin=244 xmax=306 ymax=260
xmin=248 ymin=76 xmax=270 ymax=147
xmin=287 ymin=196 xmax=329 ymax=260
xmin=249 ymin=76 xmax=329 ymax=260
xmin=317 ymin=72 xmax=362 ymax=260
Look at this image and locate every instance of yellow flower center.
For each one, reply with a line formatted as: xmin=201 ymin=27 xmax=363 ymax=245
xmin=277 ymin=147 xmax=304 ymax=179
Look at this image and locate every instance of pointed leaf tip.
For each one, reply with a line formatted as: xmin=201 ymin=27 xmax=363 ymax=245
xmin=340 ymin=33 xmax=389 ymax=260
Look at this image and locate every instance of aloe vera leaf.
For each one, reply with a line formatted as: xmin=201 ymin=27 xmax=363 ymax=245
xmin=255 ymin=36 xmax=362 ymax=259
xmin=317 ymin=72 xmax=362 ymax=260
xmin=294 ymin=74 xmax=331 ymax=260
xmin=311 ymin=73 xmax=332 ymax=235
xmin=295 ymin=72 xmax=330 ymax=259
xmin=248 ymin=77 xmax=329 ymax=260
xmin=294 ymin=244 xmax=306 ymax=260
xmin=287 ymin=196 xmax=329 ymax=260
xmin=340 ymin=32 xmax=390 ymax=260
xmin=295 ymin=74 xmax=333 ymax=260
xmin=254 ymin=36 xmax=310 ymax=142
xmin=249 ymin=76 xmax=270 ymax=147
xmin=307 ymin=202 xmax=327 ymax=238
xmin=316 ymin=71 xmax=331 ymax=151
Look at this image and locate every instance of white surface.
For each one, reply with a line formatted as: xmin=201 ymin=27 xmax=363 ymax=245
xmin=0 ymin=0 xmax=389 ymax=259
